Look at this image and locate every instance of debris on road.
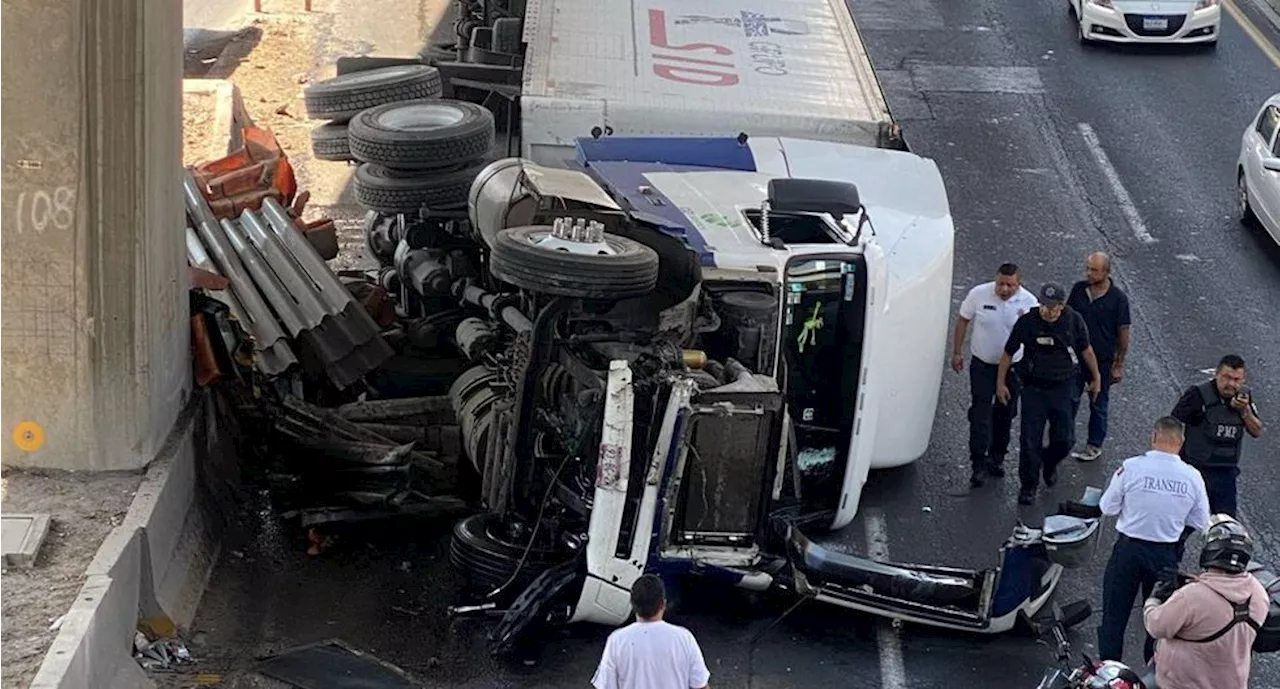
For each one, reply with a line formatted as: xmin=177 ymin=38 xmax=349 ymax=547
xmin=258 ymin=639 xmax=419 ymax=689
xmin=134 ymin=635 xmax=194 ymax=672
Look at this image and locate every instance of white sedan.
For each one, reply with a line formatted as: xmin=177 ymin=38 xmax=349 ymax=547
xmin=1238 ymin=93 xmax=1280 ymax=243
xmin=1071 ymin=0 xmax=1221 ymax=46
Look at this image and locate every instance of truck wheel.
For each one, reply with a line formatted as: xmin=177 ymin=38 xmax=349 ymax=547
xmin=450 ymin=513 xmax=565 ymax=592
xmin=303 ymin=64 xmax=443 ymax=123
xmin=493 ymin=17 xmax=523 ymax=54
xmin=488 ymin=225 xmax=660 ymax=300
xmin=348 ymin=100 xmax=495 ymax=169
xmin=354 ymin=162 xmax=485 ymax=214
xmin=310 ymin=122 xmax=353 ymax=161
xmin=362 ymin=211 xmax=400 ymax=264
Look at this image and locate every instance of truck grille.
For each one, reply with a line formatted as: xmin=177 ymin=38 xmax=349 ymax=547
xmin=1123 ymin=14 xmax=1186 ymax=37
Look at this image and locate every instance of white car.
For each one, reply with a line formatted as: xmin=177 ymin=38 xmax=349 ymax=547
xmin=1071 ymin=0 xmax=1221 ymax=46
xmin=1239 ymin=93 xmax=1280 ymax=243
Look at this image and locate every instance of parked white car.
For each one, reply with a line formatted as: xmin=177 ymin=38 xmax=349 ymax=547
xmin=1071 ymin=0 xmax=1221 ymax=46
xmin=1239 ymin=93 xmax=1280 ymax=243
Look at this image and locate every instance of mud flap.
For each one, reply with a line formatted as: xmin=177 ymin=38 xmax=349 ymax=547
xmin=488 ymin=557 xmax=584 ymax=656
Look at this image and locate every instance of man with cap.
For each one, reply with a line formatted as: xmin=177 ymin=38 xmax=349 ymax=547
xmin=997 ymin=283 xmax=1102 ymax=505
xmin=1066 ymin=252 xmax=1132 ymax=463
xmin=951 ymin=263 xmax=1039 ymax=488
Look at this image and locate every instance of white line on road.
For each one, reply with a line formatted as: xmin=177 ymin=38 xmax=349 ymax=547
xmin=1077 ymin=123 xmax=1158 ymax=245
xmin=865 ymin=509 xmax=908 ymax=689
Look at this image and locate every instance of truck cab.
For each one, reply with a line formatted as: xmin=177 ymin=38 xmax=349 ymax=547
xmin=452 ymin=132 xmax=955 ymax=634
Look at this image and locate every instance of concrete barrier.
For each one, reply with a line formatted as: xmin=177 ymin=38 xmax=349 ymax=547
xmin=28 ymin=389 xmax=236 ymax=689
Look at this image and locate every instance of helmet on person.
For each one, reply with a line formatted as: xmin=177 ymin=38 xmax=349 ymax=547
xmin=1084 ymin=660 xmax=1143 ymax=689
xmin=1200 ymin=513 xmax=1253 ymax=574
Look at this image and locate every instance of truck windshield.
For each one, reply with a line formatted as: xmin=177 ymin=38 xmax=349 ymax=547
xmin=781 ymin=256 xmax=866 ymax=512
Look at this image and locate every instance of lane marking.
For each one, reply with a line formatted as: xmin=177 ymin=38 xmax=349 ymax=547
xmin=1077 ymin=123 xmax=1158 ymax=244
xmin=1225 ymin=0 xmax=1280 ymax=70
xmin=865 ymin=509 xmax=908 ymax=689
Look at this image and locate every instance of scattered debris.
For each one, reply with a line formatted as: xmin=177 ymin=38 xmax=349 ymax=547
xmin=134 ymin=636 xmax=194 ymax=672
xmin=258 ymin=639 xmax=419 ymax=689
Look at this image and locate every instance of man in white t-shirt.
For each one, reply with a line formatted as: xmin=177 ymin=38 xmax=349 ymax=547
xmin=951 ymin=263 xmax=1039 ymax=488
xmin=591 ymin=575 xmax=710 ymax=689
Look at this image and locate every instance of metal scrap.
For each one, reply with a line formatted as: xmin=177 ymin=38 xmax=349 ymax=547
xmin=264 ymin=395 xmax=462 ymax=526
xmin=184 ymin=171 xmax=394 ymax=389
xmin=134 ymin=636 xmax=194 ymax=672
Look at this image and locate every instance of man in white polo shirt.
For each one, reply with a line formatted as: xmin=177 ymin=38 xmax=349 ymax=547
xmin=951 ymin=263 xmax=1039 ymax=488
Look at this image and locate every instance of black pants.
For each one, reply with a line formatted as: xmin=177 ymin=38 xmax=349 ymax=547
xmin=1098 ymin=534 xmax=1179 ymax=663
xmin=1195 ymin=465 xmax=1240 ymax=517
xmin=967 ymin=358 xmax=1020 ymax=469
xmin=1018 ymin=381 xmax=1075 ymax=491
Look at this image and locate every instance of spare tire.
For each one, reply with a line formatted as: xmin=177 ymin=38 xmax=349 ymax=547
xmin=310 ymin=122 xmax=352 ymax=161
xmin=303 ymin=64 xmax=443 ymax=122
xmin=353 ymin=162 xmax=486 ymax=214
xmin=449 ymin=513 xmax=567 ymax=592
xmin=348 ymin=99 xmax=495 ymax=169
xmin=488 ymin=225 xmax=660 ymax=300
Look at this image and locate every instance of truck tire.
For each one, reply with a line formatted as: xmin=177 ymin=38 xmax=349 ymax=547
xmin=348 ymin=99 xmax=495 ymax=169
xmin=353 ymin=162 xmax=484 ymax=214
xmin=493 ymin=17 xmax=522 ymax=54
xmin=310 ymin=122 xmax=353 ymax=161
xmin=488 ymin=225 xmax=660 ymax=300
xmin=303 ymin=64 xmax=443 ymax=122
xmin=449 ymin=513 xmax=566 ymax=592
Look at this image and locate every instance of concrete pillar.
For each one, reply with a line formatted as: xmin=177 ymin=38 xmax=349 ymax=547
xmin=2 ymin=0 xmax=190 ymax=471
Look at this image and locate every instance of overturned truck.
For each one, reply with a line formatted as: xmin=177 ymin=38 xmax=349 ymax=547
xmin=315 ymin=0 xmax=1104 ymax=654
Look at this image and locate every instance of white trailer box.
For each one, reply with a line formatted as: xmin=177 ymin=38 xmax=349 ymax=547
xmin=519 ymin=0 xmax=897 ymax=165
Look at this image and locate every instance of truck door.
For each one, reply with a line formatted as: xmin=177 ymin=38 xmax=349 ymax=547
xmin=780 ymin=252 xmax=875 ymax=530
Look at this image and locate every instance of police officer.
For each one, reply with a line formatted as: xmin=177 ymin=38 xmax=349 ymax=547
xmin=997 ymin=283 xmax=1101 ymax=505
xmin=1170 ymin=354 xmax=1265 ymax=517
xmin=1066 ymin=252 xmax=1131 ymax=462
xmin=1098 ymin=416 xmax=1210 ymax=664
xmin=951 ymin=263 xmax=1039 ymax=488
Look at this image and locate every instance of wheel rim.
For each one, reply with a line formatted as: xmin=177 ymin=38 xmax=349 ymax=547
xmin=376 ymin=103 xmax=466 ymax=130
xmin=1239 ymin=175 xmax=1249 ymax=217
xmin=337 ymin=65 xmax=422 ymax=85
xmin=522 ymin=226 xmax=620 ymax=257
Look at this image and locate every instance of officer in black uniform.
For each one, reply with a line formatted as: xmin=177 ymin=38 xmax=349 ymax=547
xmin=997 ymin=283 xmax=1102 ymax=505
xmin=1171 ymin=354 xmax=1265 ymax=517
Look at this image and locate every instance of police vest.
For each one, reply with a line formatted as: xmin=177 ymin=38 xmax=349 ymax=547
xmin=1019 ymin=312 xmax=1077 ymax=386
xmin=1182 ymin=381 xmax=1245 ymax=468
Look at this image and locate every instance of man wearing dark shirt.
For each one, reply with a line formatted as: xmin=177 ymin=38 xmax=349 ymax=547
xmin=1170 ymin=354 xmax=1265 ymax=517
xmin=1066 ymin=252 xmax=1132 ymax=463
xmin=998 ymin=283 xmax=1101 ymax=505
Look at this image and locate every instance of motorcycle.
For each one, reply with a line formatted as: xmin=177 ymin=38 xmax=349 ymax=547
xmin=1032 ymin=599 xmax=1157 ymax=689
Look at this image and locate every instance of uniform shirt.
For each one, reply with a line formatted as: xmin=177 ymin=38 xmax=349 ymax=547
xmin=1099 ymin=450 xmax=1210 ymax=543
xmin=958 ymin=282 xmax=1038 ymax=364
xmin=1066 ymin=280 xmax=1131 ymax=364
xmin=1003 ymin=307 xmax=1091 ymax=385
xmin=592 ymin=620 xmax=711 ymax=689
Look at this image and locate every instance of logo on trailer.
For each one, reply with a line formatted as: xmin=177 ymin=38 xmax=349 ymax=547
xmin=647 ymin=8 xmax=803 ymax=87
xmin=673 ymin=11 xmax=810 ymax=37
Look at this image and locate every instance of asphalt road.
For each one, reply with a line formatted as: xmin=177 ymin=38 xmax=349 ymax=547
xmin=178 ymin=1 xmax=1280 ymax=688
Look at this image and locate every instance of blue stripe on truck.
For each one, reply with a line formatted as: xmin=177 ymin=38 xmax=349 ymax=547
xmin=581 ymin=160 xmax=718 ymax=268
xmin=575 ymin=136 xmax=757 ymax=172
